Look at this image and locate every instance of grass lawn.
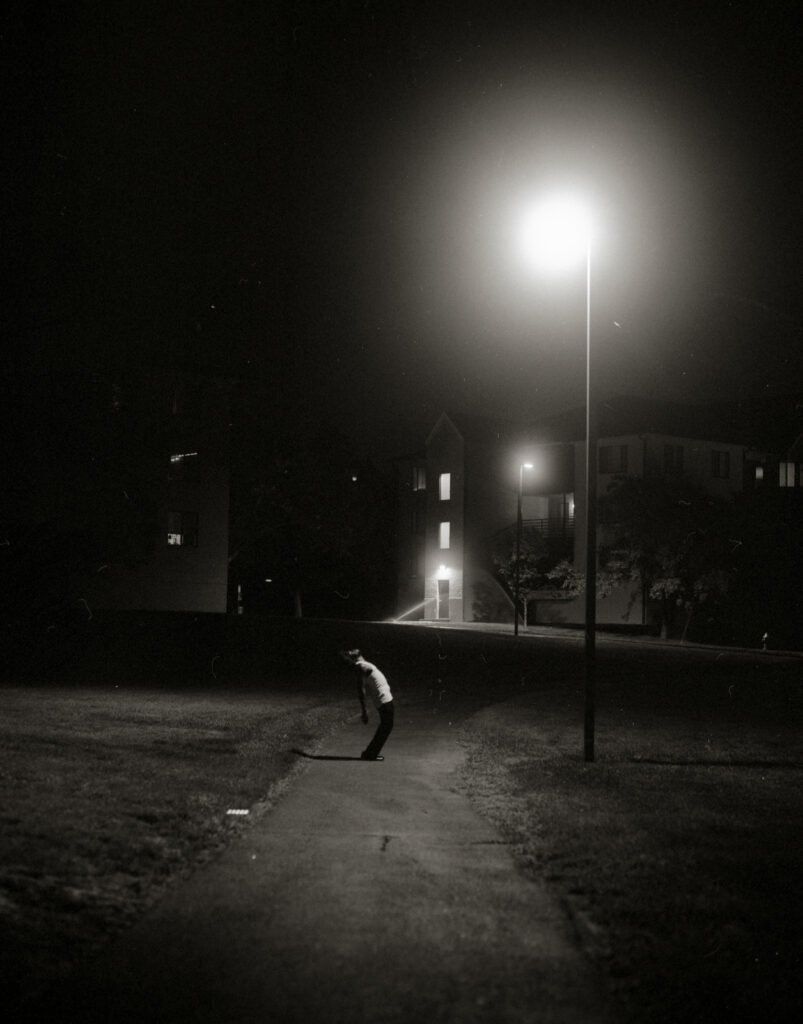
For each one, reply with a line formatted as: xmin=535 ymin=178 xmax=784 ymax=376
xmin=1 ymin=632 xmax=800 ymax=1024
xmin=458 ymin=649 xmax=803 ymax=1024
xmin=0 ymin=679 xmax=345 ymax=1012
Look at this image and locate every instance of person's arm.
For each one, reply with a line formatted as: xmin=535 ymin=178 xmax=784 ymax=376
xmin=357 ymin=675 xmax=368 ymax=723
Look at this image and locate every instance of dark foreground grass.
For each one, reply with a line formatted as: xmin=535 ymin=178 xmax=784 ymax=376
xmin=0 ymin=679 xmax=344 ymax=1013
xmin=458 ymin=652 xmax=803 ymax=1024
xmin=1 ymin=631 xmax=800 ymax=1024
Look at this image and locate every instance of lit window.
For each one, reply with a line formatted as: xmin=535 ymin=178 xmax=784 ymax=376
xmin=755 ymin=466 xmax=764 ymax=481
xmin=413 ymin=466 xmax=426 ymax=491
xmin=439 ymin=473 xmax=451 ymax=501
xmin=779 ymin=462 xmax=796 ymax=487
xmin=167 ymin=510 xmax=198 ymax=547
xmin=711 ymin=450 xmax=730 ymax=479
xmin=439 ymin=522 xmax=450 ymax=549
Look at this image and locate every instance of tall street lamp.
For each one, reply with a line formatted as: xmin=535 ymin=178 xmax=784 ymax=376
xmin=514 ymin=461 xmax=533 ymax=636
xmin=520 ymin=195 xmax=596 ymax=762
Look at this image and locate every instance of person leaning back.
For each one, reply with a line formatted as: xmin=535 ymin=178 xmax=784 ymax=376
xmin=340 ymin=649 xmax=394 ymax=761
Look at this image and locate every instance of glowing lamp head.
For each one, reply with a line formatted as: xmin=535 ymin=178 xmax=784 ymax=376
xmin=520 ymin=195 xmax=591 ymax=274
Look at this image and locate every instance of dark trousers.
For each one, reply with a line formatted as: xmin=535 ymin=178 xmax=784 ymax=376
xmin=364 ymin=700 xmax=394 ymax=758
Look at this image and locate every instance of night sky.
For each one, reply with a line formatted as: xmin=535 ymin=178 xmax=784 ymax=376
xmin=5 ymin=0 xmax=802 ymax=461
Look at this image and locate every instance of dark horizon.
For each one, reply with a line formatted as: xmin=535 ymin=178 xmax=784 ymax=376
xmin=4 ymin=1 xmax=803 ymax=462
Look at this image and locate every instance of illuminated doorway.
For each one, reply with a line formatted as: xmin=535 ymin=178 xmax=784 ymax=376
xmin=438 ymin=579 xmax=450 ymax=619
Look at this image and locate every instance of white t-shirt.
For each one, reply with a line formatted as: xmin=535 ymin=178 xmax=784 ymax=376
xmin=357 ymin=658 xmax=393 ymax=708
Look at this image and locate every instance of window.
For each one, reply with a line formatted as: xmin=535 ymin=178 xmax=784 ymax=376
xmin=779 ymin=462 xmax=797 ymax=487
xmin=439 ymin=472 xmax=451 ymax=501
xmin=413 ymin=466 xmax=426 ymax=491
xmin=167 ymin=510 xmax=198 ymax=547
xmin=439 ymin=522 xmax=450 ymax=549
xmin=664 ymin=444 xmax=684 ymax=474
xmin=599 ymin=445 xmax=628 ymax=474
xmin=755 ymin=465 xmax=764 ymax=482
xmin=711 ymin=450 xmax=730 ymax=479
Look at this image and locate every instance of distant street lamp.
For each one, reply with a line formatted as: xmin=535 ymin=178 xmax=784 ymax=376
xmin=520 ymin=195 xmax=596 ymax=762
xmin=514 ymin=461 xmax=534 ymax=636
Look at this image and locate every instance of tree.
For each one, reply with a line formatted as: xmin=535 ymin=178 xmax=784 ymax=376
xmin=598 ymin=476 xmax=736 ymax=640
xmin=0 ymin=369 xmax=166 ymax=673
xmin=490 ymin=525 xmax=549 ymax=625
xmin=720 ymin=487 xmax=803 ymax=648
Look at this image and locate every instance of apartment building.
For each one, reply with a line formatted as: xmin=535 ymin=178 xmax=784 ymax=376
xmin=394 ymin=397 xmax=798 ymax=629
xmin=85 ymin=375 xmax=231 ymax=614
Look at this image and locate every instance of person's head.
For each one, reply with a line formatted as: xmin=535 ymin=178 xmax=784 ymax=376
xmin=339 ymin=648 xmax=362 ymax=667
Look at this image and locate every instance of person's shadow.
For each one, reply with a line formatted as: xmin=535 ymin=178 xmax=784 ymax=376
xmin=292 ymin=748 xmax=363 ymax=761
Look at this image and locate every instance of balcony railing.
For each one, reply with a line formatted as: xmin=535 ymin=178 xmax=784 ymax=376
xmin=522 ymin=516 xmax=576 ymax=539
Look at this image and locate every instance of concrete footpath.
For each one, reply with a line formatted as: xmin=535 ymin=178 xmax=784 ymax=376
xmin=55 ymin=699 xmax=611 ymax=1024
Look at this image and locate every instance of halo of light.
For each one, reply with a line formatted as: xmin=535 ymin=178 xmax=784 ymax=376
xmin=519 ymin=194 xmax=591 ymax=274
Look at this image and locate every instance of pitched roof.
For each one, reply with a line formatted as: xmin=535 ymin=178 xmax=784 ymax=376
xmin=433 ymin=394 xmax=803 ymax=451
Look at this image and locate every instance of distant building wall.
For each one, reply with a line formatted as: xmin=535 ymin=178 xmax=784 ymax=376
xmin=395 ymin=409 xmax=775 ymax=629
xmin=423 ymin=415 xmax=465 ymax=621
xmin=87 ymin=377 xmax=231 ymax=614
xmin=393 ymin=455 xmax=427 ymax=621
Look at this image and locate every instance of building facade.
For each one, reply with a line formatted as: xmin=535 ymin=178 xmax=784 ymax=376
xmin=86 ymin=376 xmax=231 ymax=614
xmin=394 ymin=398 xmax=799 ymax=630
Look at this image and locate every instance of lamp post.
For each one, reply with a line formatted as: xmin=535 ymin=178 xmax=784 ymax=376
xmin=514 ymin=461 xmax=533 ymax=636
xmin=582 ymin=226 xmax=596 ymax=764
xmin=520 ymin=196 xmax=596 ymax=762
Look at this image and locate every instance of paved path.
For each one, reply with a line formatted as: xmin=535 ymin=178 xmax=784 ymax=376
xmin=57 ymin=700 xmax=611 ymax=1023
